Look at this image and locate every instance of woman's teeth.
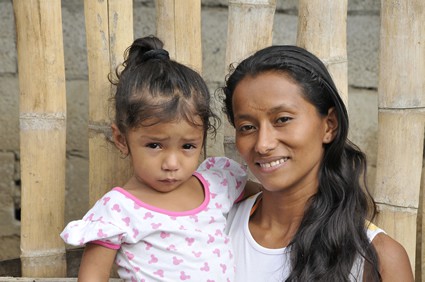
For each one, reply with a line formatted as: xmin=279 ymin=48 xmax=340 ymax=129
xmin=259 ymin=158 xmax=288 ymax=168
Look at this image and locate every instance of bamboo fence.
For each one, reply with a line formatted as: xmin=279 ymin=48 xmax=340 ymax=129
xmin=297 ymin=0 xmax=348 ymax=105
xmin=84 ymin=0 xmax=133 ymax=206
xmin=421 ymin=169 xmax=425 ymax=279
xmin=156 ymin=0 xmax=202 ymax=73
xmin=13 ymin=0 xmax=67 ymax=277
xmin=222 ymin=0 xmax=276 ymax=162
xmin=7 ymin=0 xmax=425 ymax=279
xmin=155 ymin=0 xmax=208 ymax=160
xmin=374 ymin=0 xmax=425 ymax=277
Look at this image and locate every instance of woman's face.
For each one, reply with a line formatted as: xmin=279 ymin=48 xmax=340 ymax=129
xmin=232 ymin=71 xmax=335 ymax=195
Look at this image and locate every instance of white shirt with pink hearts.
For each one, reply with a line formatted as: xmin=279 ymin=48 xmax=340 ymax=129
xmin=61 ymin=157 xmax=247 ymax=282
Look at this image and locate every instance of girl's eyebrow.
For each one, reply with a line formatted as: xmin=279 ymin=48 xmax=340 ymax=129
xmin=138 ymin=134 xmax=203 ymax=142
xmin=181 ymin=136 xmax=203 ymax=143
xmin=137 ymin=133 xmax=169 ymax=141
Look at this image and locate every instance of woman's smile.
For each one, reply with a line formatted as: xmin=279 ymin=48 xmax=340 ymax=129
xmin=232 ymin=71 xmax=331 ymax=193
xmin=256 ymin=157 xmax=289 ymax=169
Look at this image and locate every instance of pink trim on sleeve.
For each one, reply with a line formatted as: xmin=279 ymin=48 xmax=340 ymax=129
xmin=91 ymin=240 xmax=121 ymax=250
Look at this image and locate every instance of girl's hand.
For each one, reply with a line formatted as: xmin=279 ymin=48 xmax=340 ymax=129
xmin=78 ymin=243 xmax=117 ymax=282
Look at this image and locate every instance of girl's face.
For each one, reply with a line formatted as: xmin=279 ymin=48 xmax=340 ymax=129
xmin=116 ymin=117 xmax=204 ymax=193
xmin=232 ymin=71 xmax=336 ymax=195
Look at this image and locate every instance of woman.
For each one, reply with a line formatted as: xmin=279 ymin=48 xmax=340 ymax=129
xmin=222 ymin=45 xmax=413 ymax=281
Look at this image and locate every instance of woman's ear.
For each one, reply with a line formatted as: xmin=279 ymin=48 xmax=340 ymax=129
xmin=323 ymin=107 xmax=338 ymax=144
xmin=111 ymin=123 xmax=129 ymax=156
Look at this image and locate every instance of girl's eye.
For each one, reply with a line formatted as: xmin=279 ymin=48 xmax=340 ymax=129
xmin=147 ymin=143 xmax=161 ymax=149
xmin=276 ymin=116 xmax=292 ymax=124
xmin=182 ymin=144 xmax=196 ymax=150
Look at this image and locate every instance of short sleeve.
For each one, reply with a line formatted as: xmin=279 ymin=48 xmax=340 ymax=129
xmin=366 ymin=221 xmax=386 ymax=242
xmin=196 ymin=157 xmax=247 ymax=204
xmin=60 ymin=192 xmax=128 ymax=250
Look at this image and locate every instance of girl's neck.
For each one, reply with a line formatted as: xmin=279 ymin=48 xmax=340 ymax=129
xmin=124 ymin=175 xmax=205 ymax=212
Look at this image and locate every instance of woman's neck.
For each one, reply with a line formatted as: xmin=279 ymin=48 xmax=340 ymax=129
xmin=249 ymin=189 xmax=315 ymax=249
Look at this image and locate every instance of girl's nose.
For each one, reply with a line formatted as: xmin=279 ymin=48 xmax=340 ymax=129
xmin=255 ymin=125 xmax=277 ymax=155
xmin=162 ymin=152 xmax=179 ymax=171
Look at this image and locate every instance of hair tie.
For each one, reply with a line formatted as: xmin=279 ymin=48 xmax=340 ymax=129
xmin=140 ymin=49 xmax=170 ymax=63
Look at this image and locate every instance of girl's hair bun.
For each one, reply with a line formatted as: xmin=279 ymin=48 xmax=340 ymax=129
xmin=140 ymin=49 xmax=170 ymax=63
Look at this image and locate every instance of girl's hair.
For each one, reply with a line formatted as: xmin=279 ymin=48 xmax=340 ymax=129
xmin=111 ymin=35 xmax=219 ymax=144
xmin=222 ymin=45 xmax=381 ymax=281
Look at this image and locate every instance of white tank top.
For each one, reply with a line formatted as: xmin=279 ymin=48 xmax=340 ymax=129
xmin=225 ymin=193 xmax=384 ymax=282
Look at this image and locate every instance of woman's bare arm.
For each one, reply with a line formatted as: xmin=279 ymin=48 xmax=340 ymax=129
xmin=372 ymin=233 xmax=414 ymax=282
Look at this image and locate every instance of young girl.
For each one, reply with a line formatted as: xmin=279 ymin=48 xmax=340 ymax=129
xmin=61 ymin=35 xmax=249 ymax=281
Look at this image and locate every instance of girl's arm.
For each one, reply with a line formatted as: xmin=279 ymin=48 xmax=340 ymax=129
xmin=78 ymin=243 xmax=117 ymax=282
xmin=372 ymin=233 xmax=414 ymax=281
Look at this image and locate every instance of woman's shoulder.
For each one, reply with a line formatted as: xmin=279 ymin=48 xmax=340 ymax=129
xmin=371 ymin=232 xmax=414 ymax=281
xmin=226 ymin=193 xmax=261 ymax=231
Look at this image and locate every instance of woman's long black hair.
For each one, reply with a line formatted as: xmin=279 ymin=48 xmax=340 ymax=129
xmin=222 ymin=45 xmax=381 ymax=281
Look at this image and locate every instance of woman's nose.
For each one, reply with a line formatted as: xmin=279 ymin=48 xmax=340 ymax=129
xmin=255 ymin=125 xmax=277 ymax=155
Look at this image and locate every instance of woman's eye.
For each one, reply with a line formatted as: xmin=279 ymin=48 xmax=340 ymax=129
xmin=147 ymin=143 xmax=161 ymax=149
xmin=276 ymin=116 xmax=291 ymax=124
xmin=238 ymin=124 xmax=255 ymax=132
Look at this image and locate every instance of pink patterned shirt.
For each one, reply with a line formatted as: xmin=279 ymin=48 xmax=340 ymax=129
xmin=61 ymin=157 xmax=247 ymax=282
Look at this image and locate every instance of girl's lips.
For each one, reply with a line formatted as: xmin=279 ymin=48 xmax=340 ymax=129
xmin=159 ymin=179 xmax=178 ymax=184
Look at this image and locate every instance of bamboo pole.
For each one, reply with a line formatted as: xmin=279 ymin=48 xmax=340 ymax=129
xmin=156 ymin=0 xmax=205 ymax=157
xmin=13 ymin=0 xmax=67 ymax=276
xmin=223 ymin=0 xmax=276 ymax=160
xmin=84 ymin=0 xmax=133 ymax=206
xmin=374 ymin=0 xmax=425 ymax=274
xmin=420 ymin=167 xmax=425 ymax=279
xmin=297 ymin=0 xmax=348 ymax=105
xmin=156 ymin=0 xmax=202 ymax=72
xmin=156 ymin=0 xmax=176 ymax=55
